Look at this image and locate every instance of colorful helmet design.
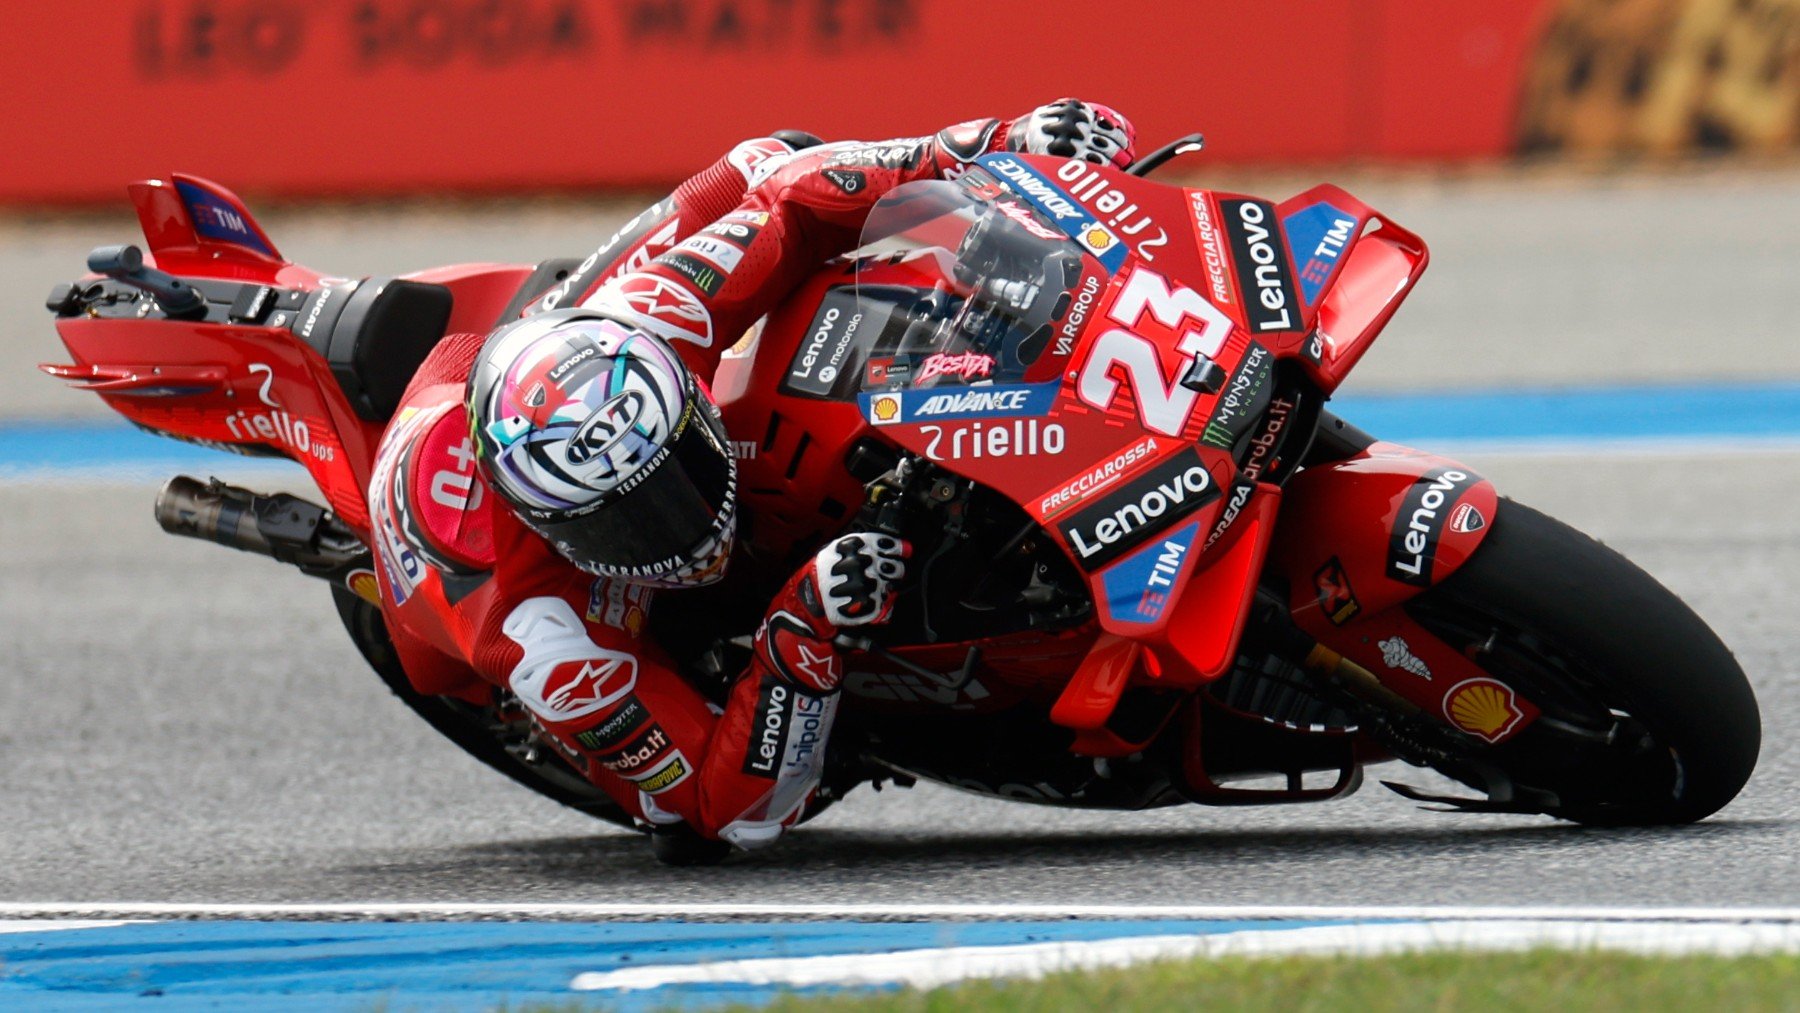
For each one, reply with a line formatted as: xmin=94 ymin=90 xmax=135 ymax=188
xmin=468 ymin=309 xmax=736 ymax=588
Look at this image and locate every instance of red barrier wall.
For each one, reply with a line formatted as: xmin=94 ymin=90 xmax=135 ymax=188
xmin=1 ymin=1 xmax=1550 ymax=205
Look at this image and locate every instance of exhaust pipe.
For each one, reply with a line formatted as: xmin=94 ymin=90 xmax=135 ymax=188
xmin=154 ymin=475 xmax=367 ymax=577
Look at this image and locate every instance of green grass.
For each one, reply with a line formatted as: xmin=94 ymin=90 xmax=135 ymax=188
xmin=729 ymin=950 xmax=1800 ymax=1012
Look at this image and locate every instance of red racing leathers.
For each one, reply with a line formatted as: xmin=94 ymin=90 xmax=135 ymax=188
xmin=368 ymin=105 xmax=1134 ymax=849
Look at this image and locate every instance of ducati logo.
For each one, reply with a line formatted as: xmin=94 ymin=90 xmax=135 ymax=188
xmin=1450 ymin=503 xmax=1486 ymax=534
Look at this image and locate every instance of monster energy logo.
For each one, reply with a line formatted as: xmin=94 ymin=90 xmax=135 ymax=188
xmin=656 ymin=253 xmax=725 ymax=297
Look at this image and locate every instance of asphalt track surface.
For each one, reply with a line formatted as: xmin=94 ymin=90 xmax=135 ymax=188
xmin=2 ymin=169 xmax=1798 ymax=910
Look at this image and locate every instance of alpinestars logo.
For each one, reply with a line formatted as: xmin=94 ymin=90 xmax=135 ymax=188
xmin=1057 ymin=449 xmax=1220 ymax=571
xmin=601 ymin=274 xmax=714 ymax=347
xmin=540 ymin=654 xmax=638 ymax=717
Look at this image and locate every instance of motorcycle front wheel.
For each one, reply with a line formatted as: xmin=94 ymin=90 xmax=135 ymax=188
xmin=1405 ymin=501 xmax=1760 ymax=825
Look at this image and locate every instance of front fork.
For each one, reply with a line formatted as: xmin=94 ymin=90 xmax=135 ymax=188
xmin=1268 ymin=414 xmax=1539 ymax=747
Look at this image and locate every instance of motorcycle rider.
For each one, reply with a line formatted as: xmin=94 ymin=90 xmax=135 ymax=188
xmin=367 ymin=100 xmax=1137 ymax=863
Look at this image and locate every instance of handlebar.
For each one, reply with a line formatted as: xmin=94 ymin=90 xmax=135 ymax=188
xmin=86 ymin=243 xmax=206 ymax=318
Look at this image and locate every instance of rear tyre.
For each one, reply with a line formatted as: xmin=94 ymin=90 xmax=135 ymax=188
xmin=1407 ymin=501 xmax=1759 ymax=825
xmin=330 ymin=587 xmax=640 ymax=832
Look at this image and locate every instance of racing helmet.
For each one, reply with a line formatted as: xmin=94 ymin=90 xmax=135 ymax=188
xmin=468 ymin=309 xmax=736 ymax=588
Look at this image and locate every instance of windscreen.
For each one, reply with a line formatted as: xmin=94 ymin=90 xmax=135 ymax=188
xmin=784 ymin=172 xmax=1094 ymax=402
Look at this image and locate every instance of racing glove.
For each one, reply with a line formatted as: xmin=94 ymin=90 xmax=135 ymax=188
xmin=1006 ymin=98 xmax=1138 ymax=169
xmin=753 ymin=533 xmax=909 ymax=694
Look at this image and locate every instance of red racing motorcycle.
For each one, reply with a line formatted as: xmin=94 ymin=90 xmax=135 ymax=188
xmin=42 ymin=143 xmax=1759 ymax=835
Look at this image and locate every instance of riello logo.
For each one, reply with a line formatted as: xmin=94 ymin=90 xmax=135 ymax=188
xmin=223 ymin=408 xmax=334 ymax=462
xmin=1057 ymin=449 xmax=1221 ymax=571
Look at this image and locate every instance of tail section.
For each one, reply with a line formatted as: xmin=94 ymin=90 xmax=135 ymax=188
xmin=129 ymin=173 xmax=284 ymax=271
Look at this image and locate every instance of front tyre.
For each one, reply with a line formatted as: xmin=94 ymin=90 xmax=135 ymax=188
xmin=1408 ymin=501 xmax=1759 ymax=825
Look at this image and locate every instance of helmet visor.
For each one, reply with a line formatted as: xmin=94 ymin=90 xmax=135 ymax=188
xmin=533 ymin=401 xmax=736 ymax=576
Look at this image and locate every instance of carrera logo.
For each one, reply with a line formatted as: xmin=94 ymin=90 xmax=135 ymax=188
xmin=1058 ymin=450 xmax=1220 ymax=571
xmin=1202 ymin=478 xmax=1254 ymax=553
xmin=1221 ymin=198 xmax=1301 ymax=333
xmin=1387 ymin=467 xmax=1481 ymax=587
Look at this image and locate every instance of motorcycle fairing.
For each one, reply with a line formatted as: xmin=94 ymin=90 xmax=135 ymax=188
xmin=1275 ymin=183 xmax=1429 ymax=396
xmin=131 ymin=173 xmax=285 ymax=274
xmin=47 ymin=176 xmax=546 ymax=534
xmin=1270 ymin=442 xmax=1540 ymax=743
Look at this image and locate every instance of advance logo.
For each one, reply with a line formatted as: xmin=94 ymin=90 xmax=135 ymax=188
xmin=1058 ymin=449 xmax=1221 ymax=571
xmin=860 ymin=382 xmax=1059 ymax=426
xmin=975 ymin=154 xmax=1128 ymax=273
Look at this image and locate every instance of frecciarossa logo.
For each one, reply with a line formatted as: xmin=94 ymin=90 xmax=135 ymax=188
xmin=1386 ymin=467 xmax=1482 ymax=587
xmin=1057 ymin=449 xmax=1221 ymax=571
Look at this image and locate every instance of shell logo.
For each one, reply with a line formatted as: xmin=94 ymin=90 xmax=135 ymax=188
xmin=1083 ymin=226 xmax=1115 ymax=251
xmin=346 ymin=568 xmax=382 ymax=605
xmin=1442 ymin=677 xmax=1526 ymax=743
xmin=870 ymin=394 xmax=902 ymax=425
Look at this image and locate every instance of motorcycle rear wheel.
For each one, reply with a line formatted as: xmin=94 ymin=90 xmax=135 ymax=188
xmin=1405 ymin=501 xmax=1759 ymax=825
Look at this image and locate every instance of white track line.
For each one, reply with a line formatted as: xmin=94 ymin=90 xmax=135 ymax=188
xmin=3 ymin=903 xmax=1800 ymax=923
xmin=570 ymin=920 xmax=1800 ymax=992
xmin=0 ymin=920 xmax=136 ymax=934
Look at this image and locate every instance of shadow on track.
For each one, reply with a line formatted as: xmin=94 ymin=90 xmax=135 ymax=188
xmin=334 ymin=818 xmax=1785 ymax=887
